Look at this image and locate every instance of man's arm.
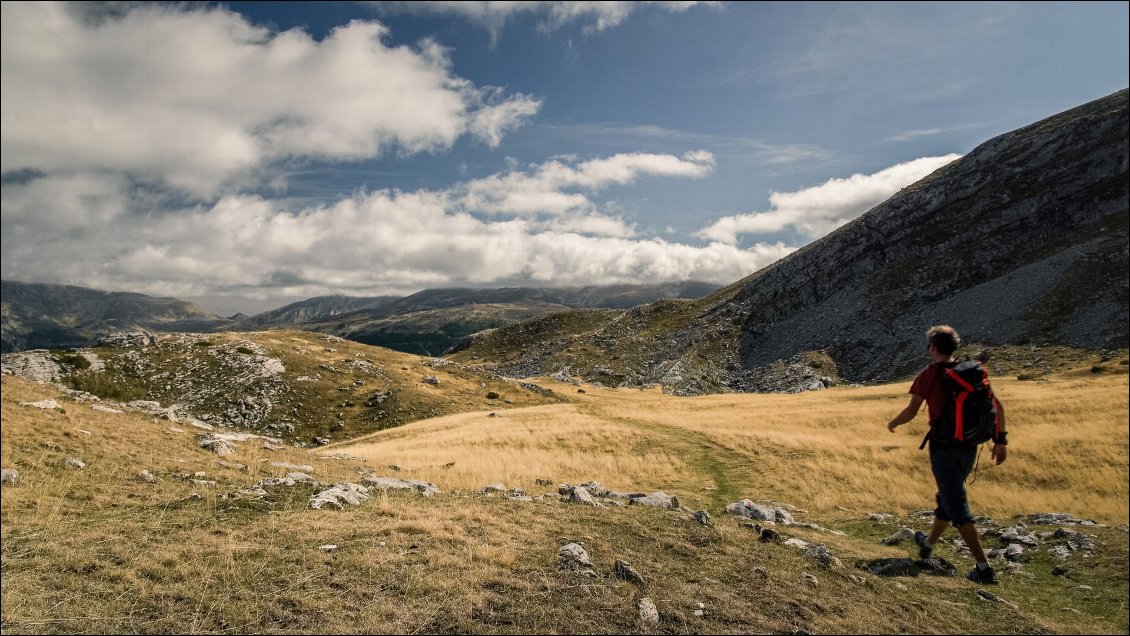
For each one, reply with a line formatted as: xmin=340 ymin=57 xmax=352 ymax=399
xmin=992 ymin=397 xmax=1007 ymax=464
xmin=888 ymin=395 xmax=925 ymax=432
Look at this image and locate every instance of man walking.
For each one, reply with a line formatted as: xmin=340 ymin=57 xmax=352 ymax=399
xmin=887 ymin=325 xmax=1008 ymax=584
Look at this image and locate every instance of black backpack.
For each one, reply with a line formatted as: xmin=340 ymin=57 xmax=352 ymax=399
xmin=920 ymin=360 xmax=998 ymax=449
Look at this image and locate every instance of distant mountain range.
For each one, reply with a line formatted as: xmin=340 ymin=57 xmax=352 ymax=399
xmin=0 ymin=280 xmax=719 ymax=355
xmin=453 ymin=89 xmax=1130 ymax=393
xmin=0 ymin=281 xmax=231 ymax=353
xmin=237 ymin=282 xmax=720 ymax=355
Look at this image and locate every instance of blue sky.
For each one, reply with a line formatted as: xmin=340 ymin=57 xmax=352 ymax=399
xmin=1 ymin=1 xmax=1127 ymax=315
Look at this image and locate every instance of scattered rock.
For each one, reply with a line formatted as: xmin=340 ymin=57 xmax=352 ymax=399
xmin=92 ymin=404 xmax=123 ymax=414
xmin=1000 ymin=525 xmax=1040 ymax=546
xmin=309 ymin=483 xmax=370 ymax=510
xmin=613 ymin=559 xmax=646 ymax=586
xmin=881 ymin=528 xmax=917 ymax=545
xmin=759 ymin=527 xmax=780 ymax=542
xmin=752 ymin=566 xmax=768 ymax=578
xmin=805 ymin=544 xmax=843 ymax=568
xmin=976 ymin=589 xmax=1018 ymax=609
xmin=1 ymin=468 xmax=20 ymax=485
xmin=803 ymin=572 xmax=819 ymax=588
xmin=1003 ymin=543 xmax=1026 ymax=562
xmin=1053 ymin=528 xmax=1096 ymax=552
xmin=629 ymin=491 xmax=679 ymax=509
xmin=565 ymin=486 xmax=601 ymax=507
xmin=21 ymin=399 xmax=61 ymax=410
xmin=362 ymin=476 xmax=440 ymax=497
xmin=481 ymin=483 xmax=507 ymax=495
xmin=485 ymin=391 xmax=500 ymax=399
xmin=783 ymin=538 xmax=810 ymax=551
xmin=319 ymin=544 xmax=338 ymax=552
xmin=869 ymin=513 xmax=893 ymax=523
xmin=637 ymin=598 xmax=659 ymax=626
xmin=270 ymin=461 xmax=315 ymax=474
xmin=558 ymin=543 xmax=596 ymax=576
xmin=693 ymin=510 xmax=712 ymax=527
xmin=1029 ymin=512 xmax=1100 ymax=526
xmin=579 ymin=480 xmax=610 ymax=497
xmin=725 ymin=499 xmax=795 ymax=523
xmin=138 ymin=470 xmax=158 ymax=483
xmin=63 ymin=457 xmax=86 ymax=470
xmin=1051 ymin=565 xmax=1070 ymax=576
xmin=422 ymin=375 xmax=440 ymax=385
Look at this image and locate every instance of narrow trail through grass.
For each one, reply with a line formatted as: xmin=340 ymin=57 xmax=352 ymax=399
xmin=574 ymin=400 xmax=758 ymax=510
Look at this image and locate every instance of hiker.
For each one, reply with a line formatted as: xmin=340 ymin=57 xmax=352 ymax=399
xmin=886 ymin=325 xmax=1008 ymax=584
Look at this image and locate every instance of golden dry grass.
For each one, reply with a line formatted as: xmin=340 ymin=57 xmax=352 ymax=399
xmin=2 ymin=364 xmax=1128 ymax=635
xmin=332 ymin=370 xmax=1129 ymax=524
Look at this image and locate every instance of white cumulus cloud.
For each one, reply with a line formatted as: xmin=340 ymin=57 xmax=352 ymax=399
xmin=0 ymin=2 xmax=541 ymax=197
xmin=457 ymin=151 xmax=715 ymax=216
xmin=695 ymin=155 xmax=962 ymax=245
xmin=1 ymin=154 xmax=787 ymax=303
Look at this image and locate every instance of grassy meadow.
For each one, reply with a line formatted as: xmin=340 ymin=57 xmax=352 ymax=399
xmin=1 ymin=362 xmax=1127 ymax=634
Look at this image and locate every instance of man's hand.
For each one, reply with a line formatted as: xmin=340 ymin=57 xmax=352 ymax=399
xmin=992 ymin=443 xmax=1007 ymax=465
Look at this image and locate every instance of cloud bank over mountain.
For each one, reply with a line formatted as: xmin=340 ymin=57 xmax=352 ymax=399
xmin=1 ymin=2 xmax=983 ymax=308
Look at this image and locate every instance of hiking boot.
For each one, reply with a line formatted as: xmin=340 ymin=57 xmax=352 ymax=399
xmin=967 ymin=565 xmax=998 ymax=584
xmin=914 ymin=530 xmax=932 ymax=559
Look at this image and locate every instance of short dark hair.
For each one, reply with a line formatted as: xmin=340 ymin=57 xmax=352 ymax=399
xmin=927 ymin=325 xmax=960 ymax=356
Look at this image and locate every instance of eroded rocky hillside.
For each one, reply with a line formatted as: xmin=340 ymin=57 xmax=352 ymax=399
xmin=453 ymin=90 xmax=1129 ymax=393
xmin=0 ymin=330 xmax=563 ymax=446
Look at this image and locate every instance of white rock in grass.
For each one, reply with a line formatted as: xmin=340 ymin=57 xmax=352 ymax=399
xmin=310 ymin=483 xmax=370 ymax=510
xmin=629 ymin=491 xmax=679 ymax=509
xmin=270 ymin=461 xmax=315 ymax=473
xmin=63 ymin=457 xmax=86 ymax=470
xmin=319 ymin=544 xmax=338 ymax=552
xmin=557 ymin=543 xmax=595 ymax=576
xmin=138 ymin=470 xmax=158 ymax=483
xmin=92 ymin=404 xmax=123 ymax=414
xmin=363 ymin=476 xmax=439 ymax=497
xmin=567 ymin=486 xmax=601 ymax=507
xmin=21 ymin=399 xmax=61 ymax=410
xmin=638 ymin=598 xmax=659 ymax=625
xmin=1 ymin=468 xmax=20 ymax=485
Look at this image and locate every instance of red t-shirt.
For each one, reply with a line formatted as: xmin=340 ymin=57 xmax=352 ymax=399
xmin=910 ymin=363 xmax=947 ymax=422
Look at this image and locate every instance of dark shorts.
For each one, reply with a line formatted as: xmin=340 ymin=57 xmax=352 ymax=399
xmin=929 ymin=445 xmax=978 ymax=527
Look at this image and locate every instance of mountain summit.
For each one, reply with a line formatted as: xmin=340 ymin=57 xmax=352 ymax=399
xmin=455 ymin=89 xmax=1129 ymax=393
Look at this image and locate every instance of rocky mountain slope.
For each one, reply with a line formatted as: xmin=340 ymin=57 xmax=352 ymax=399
xmin=0 ymin=281 xmax=233 ymax=353
xmin=454 ymin=89 xmax=1130 ymax=393
xmin=228 ymin=294 xmax=399 ymax=330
